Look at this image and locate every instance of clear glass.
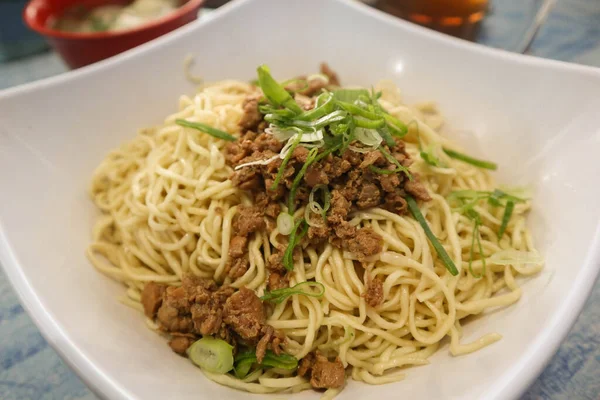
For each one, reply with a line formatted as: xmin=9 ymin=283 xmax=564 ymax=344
xmin=371 ymin=0 xmax=554 ymax=53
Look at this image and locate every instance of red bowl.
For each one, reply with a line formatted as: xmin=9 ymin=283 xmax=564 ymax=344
xmin=23 ymin=0 xmax=204 ymax=68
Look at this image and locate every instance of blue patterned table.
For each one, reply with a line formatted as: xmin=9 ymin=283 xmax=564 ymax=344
xmin=1 ymin=1 xmax=599 ymax=399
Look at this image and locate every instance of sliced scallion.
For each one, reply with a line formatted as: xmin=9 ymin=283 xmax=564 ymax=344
xmin=287 ymin=148 xmax=319 ymax=213
xmin=234 ymin=350 xmax=298 ymax=379
xmin=382 ymin=113 xmax=408 ymax=138
xmin=175 ymin=119 xmax=236 ymax=142
xmin=376 ymin=126 xmax=396 ymax=148
xmin=271 ymin=133 xmax=303 ymax=191
xmin=406 ymin=195 xmax=459 ymax=276
xmin=497 ymin=200 xmax=515 ymax=239
xmin=353 ymin=116 xmax=385 ymax=130
xmin=380 ymin=146 xmax=412 ymax=181
xmin=468 ymin=218 xmax=484 ymax=278
xmin=336 ymin=100 xmax=381 ymax=120
xmin=283 ymin=218 xmax=308 ymax=271
xmin=332 ymin=88 xmax=370 ymax=103
xmin=443 ymin=148 xmax=498 ymax=170
xmin=369 ymin=165 xmax=398 ymax=175
xmin=257 ymin=65 xmax=303 ymax=114
xmin=309 ymin=184 xmax=331 ymax=219
xmin=187 ymin=337 xmax=234 ymax=374
xmin=260 ymin=281 xmax=325 ymax=304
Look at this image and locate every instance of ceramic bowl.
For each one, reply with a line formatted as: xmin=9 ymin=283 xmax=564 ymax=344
xmin=2 ymin=0 xmax=600 ymax=399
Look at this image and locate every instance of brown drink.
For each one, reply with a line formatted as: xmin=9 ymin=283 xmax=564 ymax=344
xmin=376 ymin=0 xmax=489 ymax=40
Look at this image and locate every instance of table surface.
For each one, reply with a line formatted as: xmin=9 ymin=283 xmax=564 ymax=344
xmin=1 ymin=1 xmax=600 ymax=399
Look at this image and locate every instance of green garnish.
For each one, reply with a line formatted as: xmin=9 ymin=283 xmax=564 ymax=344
xmin=332 ymin=88 xmax=370 ymax=103
xmin=257 ymin=65 xmax=303 ymax=115
xmin=294 ymin=110 xmax=348 ymax=130
xmin=288 ymin=148 xmax=319 ymax=213
xmin=376 ymin=126 xmax=396 ymax=148
xmin=468 ymin=212 xmax=485 ymax=278
xmin=447 ymin=189 xmax=526 ymax=277
xmin=406 ymin=195 xmax=458 ymax=276
xmin=234 ymin=350 xmax=298 ymax=379
xmin=283 ymin=218 xmax=308 ymax=271
xmin=414 ymin=122 xmax=444 ymax=167
xmin=337 ymin=100 xmax=381 ymax=120
xmin=379 ymin=147 xmax=412 ymax=180
xmin=353 ymin=116 xmax=385 ymax=129
xmin=497 ymin=200 xmax=515 ymax=239
xmin=254 ymin=66 xmax=414 ymax=219
xmin=309 ymin=184 xmax=331 ymax=220
xmin=442 ymin=148 xmax=497 ymax=170
xmin=187 ymin=337 xmax=234 ymax=374
xmin=280 ymin=78 xmax=309 ymax=93
xmin=260 ymin=281 xmax=325 ymax=304
xmin=270 ymin=133 xmax=302 ymax=191
xmin=298 ymin=92 xmax=336 ymax=120
xmin=406 ymin=195 xmax=459 ymax=276
xmin=381 ymin=113 xmax=408 ymax=138
xmin=175 ymin=119 xmax=236 ymax=142
xmin=368 ymin=165 xmax=400 ymax=175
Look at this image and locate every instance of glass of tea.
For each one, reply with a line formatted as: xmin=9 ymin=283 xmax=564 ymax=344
xmin=375 ymin=0 xmax=553 ymax=48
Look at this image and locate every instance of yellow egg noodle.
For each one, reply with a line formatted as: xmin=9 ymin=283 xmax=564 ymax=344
xmin=87 ymin=78 xmax=542 ymax=396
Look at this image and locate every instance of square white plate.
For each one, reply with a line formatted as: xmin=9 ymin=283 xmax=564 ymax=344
xmin=1 ymin=0 xmax=600 ymax=399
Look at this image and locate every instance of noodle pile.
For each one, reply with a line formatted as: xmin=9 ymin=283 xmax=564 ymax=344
xmin=87 ymin=78 xmax=542 ymax=396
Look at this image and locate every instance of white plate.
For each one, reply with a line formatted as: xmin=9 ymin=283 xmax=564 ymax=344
xmin=1 ymin=0 xmax=600 ymax=399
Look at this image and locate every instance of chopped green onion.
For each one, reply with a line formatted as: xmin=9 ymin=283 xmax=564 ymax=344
xmin=271 ymin=134 xmax=303 ymax=191
xmin=498 ymin=186 xmax=533 ymax=200
xmin=234 ymin=350 xmax=298 ymax=379
xmin=352 ymin=117 xmax=385 ymax=129
xmin=354 ymin=128 xmax=382 ymax=148
xmin=315 ymin=143 xmax=342 ymax=163
xmin=406 ymin=195 xmax=459 ymax=276
xmin=233 ymin=358 xmax=253 ymax=379
xmin=487 ymin=189 xmax=504 ymax=207
xmin=187 ymin=337 xmax=234 ymax=374
xmin=442 ymin=148 xmax=497 ymax=170
xmin=259 ymin=105 xmax=297 ymax=119
xmin=288 ymin=148 xmax=319 ymax=213
xmin=283 ymin=219 xmax=308 ymax=271
xmin=277 ymin=212 xmax=295 ymax=235
xmin=497 ymin=200 xmax=515 ymax=239
xmin=382 ymin=114 xmax=408 ymax=138
xmin=369 ymin=165 xmax=399 ymax=175
xmin=448 ymin=189 xmax=525 ymax=233
xmin=336 ymin=100 xmax=381 ymax=120
xmin=280 ymin=78 xmax=309 ymax=93
xmin=309 ymin=184 xmax=331 ymax=219
xmin=260 ymin=281 xmax=325 ymax=304
xmin=489 ymin=249 xmax=544 ymax=266
xmin=380 ymin=146 xmax=412 ymax=181
xmin=257 ymin=65 xmax=302 ymax=114
xmin=294 ymin=110 xmax=348 ymax=130
xmin=376 ymin=126 xmax=396 ymax=148
xmin=298 ymin=92 xmax=336 ymax=121
xmin=315 ymin=91 xmax=331 ymax=107
xmin=468 ymin=219 xmax=484 ymax=278
xmin=175 ymin=119 xmax=236 ymax=142
xmin=332 ymin=88 xmax=370 ymax=103
xmin=415 ymin=122 xmax=444 ymax=167
xmin=421 ymin=149 xmax=444 ymax=167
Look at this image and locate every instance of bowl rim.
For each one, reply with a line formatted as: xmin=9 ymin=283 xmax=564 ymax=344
xmin=3 ymin=1 xmax=600 ymax=400
xmin=23 ymin=0 xmax=205 ymax=40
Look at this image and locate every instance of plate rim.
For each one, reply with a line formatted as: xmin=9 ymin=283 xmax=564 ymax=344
xmin=1 ymin=1 xmax=600 ymax=399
